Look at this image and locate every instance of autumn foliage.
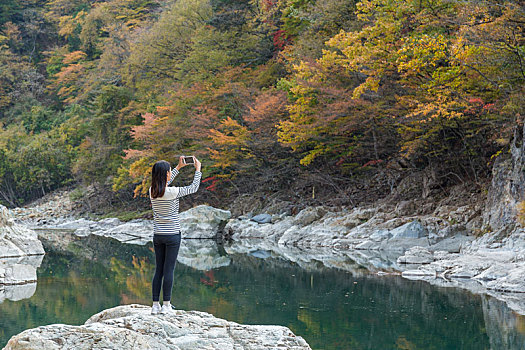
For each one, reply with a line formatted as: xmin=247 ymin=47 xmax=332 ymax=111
xmin=0 ymin=0 xmax=522 ymax=207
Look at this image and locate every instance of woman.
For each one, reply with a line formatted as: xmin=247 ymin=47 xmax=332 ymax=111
xmin=149 ymin=155 xmax=202 ymax=315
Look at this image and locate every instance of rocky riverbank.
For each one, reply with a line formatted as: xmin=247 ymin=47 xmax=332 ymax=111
xmin=10 ymin=195 xmax=525 ymax=315
xmin=4 ymin=304 xmax=311 ymax=349
xmin=12 ymin=203 xmax=231 ymax=245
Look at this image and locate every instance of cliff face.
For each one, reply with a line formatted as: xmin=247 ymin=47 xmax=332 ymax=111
xmin=483 ymin=123 xmax=525 ymax=231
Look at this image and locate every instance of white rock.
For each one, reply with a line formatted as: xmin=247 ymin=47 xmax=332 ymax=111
xmin=30 ymin=205 xmax=231 ymax=243
xmin=402 ymin=269 xmax=436 ymax=279
xmin=397 ymin=246 xmax=434 ymax=264
xmin=390 ymin=220 xmax=428 ymax=239
xmin=293 ymin=206 xmax=326 ymax=226
xmin=5 ymin=304 xmax=312 ymax=350
xmin=180 ymin=205 xmax=231 ymax=238
xmin=0 ymin=205 xmax=45 ymax=296
xmin=0 ymin=207 xmax=45 ymax=258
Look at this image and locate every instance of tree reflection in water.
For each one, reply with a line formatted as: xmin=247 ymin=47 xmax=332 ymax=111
xmin=111 ymin=256 xmax=153 ymax=303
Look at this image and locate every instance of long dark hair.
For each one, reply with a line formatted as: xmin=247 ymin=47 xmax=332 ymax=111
xmin=151 ymin=160 xmax=171 ymax=198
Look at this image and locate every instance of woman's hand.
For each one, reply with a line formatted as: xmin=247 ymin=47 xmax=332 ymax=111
xmin=193 ymin=156 xmax=201 ymax=172
xmin=175 ymin=156 xmax=187 ymax=171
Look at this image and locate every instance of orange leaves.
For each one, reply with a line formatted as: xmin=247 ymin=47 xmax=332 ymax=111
xmin=204 ymin=87 xmax=289 ymax=175
xmin=54 ymin=64 xmax=85 ymax=99
xmin=208 ymin=116 xmax=253 ymax=170
xmin=209 ymin=117 xmax=249 ymax=146
xmin=48 ymin=50 xmax=88 ymax=103
xmin=245 ymin=89 xmax=287 ymax=132
xmin=62 ymin=50 xmax=87 ymax=65
xmin=129 ymin=112 xmax=167 ymax=142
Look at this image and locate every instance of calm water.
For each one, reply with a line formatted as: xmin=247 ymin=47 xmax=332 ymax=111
xmin=1 ymin=234 xmax=525 ymax=349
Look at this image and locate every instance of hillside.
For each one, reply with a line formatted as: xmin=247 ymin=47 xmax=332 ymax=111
xmin=0 ymin=0 xmax=523 ymax=215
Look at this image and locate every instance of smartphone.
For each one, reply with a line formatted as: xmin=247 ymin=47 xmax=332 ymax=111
xmin=183 ymin=156 xmax=194 ymax=165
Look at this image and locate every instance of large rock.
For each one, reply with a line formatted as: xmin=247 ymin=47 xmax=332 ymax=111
xmin=390 ymin=220 xmax=428 ymax=239
xmin=5 ymin=304 xmax=311 ymax=350
xmin=0 ymin=205 xmax=45 ymax=258
xmin=0 ymin=205 xmax=45 ymax=304
xmin=250 ymin=213 xmax=272 ymax=224
xmin=180 ymin=205 xmax=231 ymax=239
xmin=293 ymin=206 xmax=327 ymax=226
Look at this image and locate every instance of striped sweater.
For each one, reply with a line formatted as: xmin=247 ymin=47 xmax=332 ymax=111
xmin=149 ymin=168 xmax=202 ymax=235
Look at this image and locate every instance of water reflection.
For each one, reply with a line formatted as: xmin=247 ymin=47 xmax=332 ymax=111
xmin=0 ymin=255 xmax=44 ymax=304
xmin=178 ymin=239 xmax=231 ymax=270
xmin=0 ymin=234 xmax=524 ymax=349
xmin=225 ymin=239 xmax=403 ymax=275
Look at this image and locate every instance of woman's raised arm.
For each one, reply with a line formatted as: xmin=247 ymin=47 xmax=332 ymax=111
xmin=167 ymin=168 xmax=179 ymax=185
xmin=174 ymin=171 xmax=202 ymax=198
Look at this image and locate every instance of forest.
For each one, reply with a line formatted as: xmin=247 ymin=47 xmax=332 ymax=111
xmin=0 ymin=0 xmax=523 ymax=211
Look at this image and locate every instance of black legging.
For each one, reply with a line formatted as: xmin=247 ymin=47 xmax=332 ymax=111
xmin=152 ymin=233 xmax=181 ymax=302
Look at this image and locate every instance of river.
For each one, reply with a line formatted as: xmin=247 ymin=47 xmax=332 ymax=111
xmin=1 ymin=233 xmax=524 ymax=349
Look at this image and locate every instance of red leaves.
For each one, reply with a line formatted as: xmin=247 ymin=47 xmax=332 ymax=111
xmin=202 ymin=175 xmax=220 ymax=191
xmin=466 ymin=97 xmax=497 ymax=115
xmin=272 ymin=29 xmax=288 ymax=50
xmin=468 ymin=97 xmax=483 ymax=104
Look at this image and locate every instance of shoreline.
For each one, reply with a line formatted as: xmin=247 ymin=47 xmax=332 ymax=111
xmin=9 ymin=198 xmax=525 ymax=317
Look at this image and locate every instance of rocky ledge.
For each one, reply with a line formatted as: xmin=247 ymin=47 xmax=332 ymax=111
xmin=0 ymin=205 xmax=44 ymax=259
xmin=4 ymin=304 xmax=311 ymax=350
xmin=1 ymin=205 xmax=45 ymax=304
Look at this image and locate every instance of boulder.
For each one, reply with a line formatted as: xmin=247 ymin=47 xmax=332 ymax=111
xmin=293 ymin=206 xmax=326 ymax=226
xmin=428 ymin=235 xmax=474 ymax=253
xmin=0 ymin=205 xmax=45 ymax=258
xmin=390 ymin=220 xmax=428 ymax=239
xmin=378 ymin=237 xmax=430 ymax=252
xmin=5 ymin=304 xmax=311 ymax=350
xmin=250 ymin=213 xmax=272 ymax=224
xmin=177 ymin=205 xmax=231 ymax=239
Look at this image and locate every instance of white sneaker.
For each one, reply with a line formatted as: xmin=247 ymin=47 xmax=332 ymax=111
xmin=151 ymin=304 xmax=161 ymax=315
xmin=160 ymin=304 xmax=173 ymax=314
